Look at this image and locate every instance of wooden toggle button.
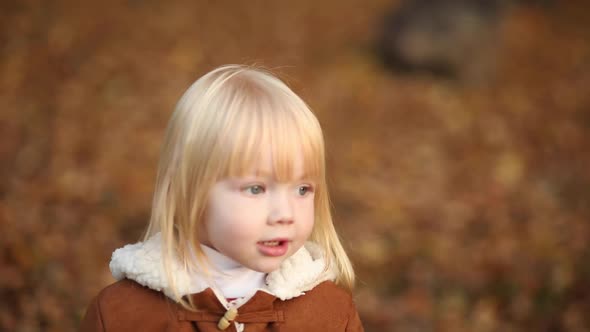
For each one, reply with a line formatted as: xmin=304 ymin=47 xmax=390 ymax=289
xmin=217 ymin=308 xmax=238 ymax=330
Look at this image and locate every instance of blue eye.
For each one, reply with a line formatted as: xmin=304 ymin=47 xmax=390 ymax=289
xmin=246 ymin=185 xmax=265 ymax=195
xmin=298 ymin=185 xmax=313 ymax=196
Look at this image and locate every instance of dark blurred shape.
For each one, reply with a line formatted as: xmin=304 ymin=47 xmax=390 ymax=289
xmin=377 ymin=0 xmax=506 ymax=81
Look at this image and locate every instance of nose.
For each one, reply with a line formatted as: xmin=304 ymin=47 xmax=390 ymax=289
xmin=268 ymin=190 xmax=294 ymax=225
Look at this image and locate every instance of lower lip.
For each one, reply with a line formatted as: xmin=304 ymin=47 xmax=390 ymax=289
xmin=257 ymin=241 xmax=289 ymax=257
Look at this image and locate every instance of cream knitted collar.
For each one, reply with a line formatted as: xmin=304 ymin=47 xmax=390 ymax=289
xmin=109 ymin=233 xmax=336 ymax=302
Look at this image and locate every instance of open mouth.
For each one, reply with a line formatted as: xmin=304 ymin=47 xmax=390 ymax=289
xmin=257 ymin=239 xmax=289 ymax=257
xmin=259 ymin=240 xmax=283 ymax=246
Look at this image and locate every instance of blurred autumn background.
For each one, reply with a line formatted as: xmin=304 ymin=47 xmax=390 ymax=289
xmin=2 ymin=0 xmax=590 ymax=331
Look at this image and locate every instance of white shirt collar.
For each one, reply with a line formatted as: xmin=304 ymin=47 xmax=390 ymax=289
xmin=198 ymin=245 xmax=266 ymax=300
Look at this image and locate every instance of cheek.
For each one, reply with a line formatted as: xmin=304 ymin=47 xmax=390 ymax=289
xmin=207 ymin=209 xmax=239 ymax=235
xmin=223 ymin=225 xmax=258 ymax=244
xmin=205 ymin=202 xmax=236 ymax=240
xmin=297 ymin=200 xmax=316 ymax=231
xmin=208 ymin=200 xmax=265 ymax=235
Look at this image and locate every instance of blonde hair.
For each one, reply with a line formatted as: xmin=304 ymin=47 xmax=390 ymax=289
xmin=145 ymin=65 xmax=354 ymax=309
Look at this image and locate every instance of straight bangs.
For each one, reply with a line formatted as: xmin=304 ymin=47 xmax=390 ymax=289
xmin=213 ymin=75 xmax=325 ymax=186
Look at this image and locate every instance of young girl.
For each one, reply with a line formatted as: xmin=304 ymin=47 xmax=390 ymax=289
xmin=80 ymin=65 xmax=364 ymax=331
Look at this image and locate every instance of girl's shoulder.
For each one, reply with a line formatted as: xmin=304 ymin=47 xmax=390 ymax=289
xmin=273 ymin=281 xmax=363 ymax=331
xmin=281 ymin=280 xmax=355 ymax=308
xmin=96 ymin=278 xmax=171 ymax=306
xmin=80 ymin=279 xmax=178 ymax=331
xmin=307 ymin=280 xmax=354 ymax=300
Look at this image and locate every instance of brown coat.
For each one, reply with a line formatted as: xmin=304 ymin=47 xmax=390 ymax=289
xmin=80 ymin=278 xmax=363 ymax=331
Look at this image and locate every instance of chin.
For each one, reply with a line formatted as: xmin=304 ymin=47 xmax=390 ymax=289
xmin=249 ymin=260 xmax=284 ymax=274
xmin=255 ymin=265 xmax=281 ymax=274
